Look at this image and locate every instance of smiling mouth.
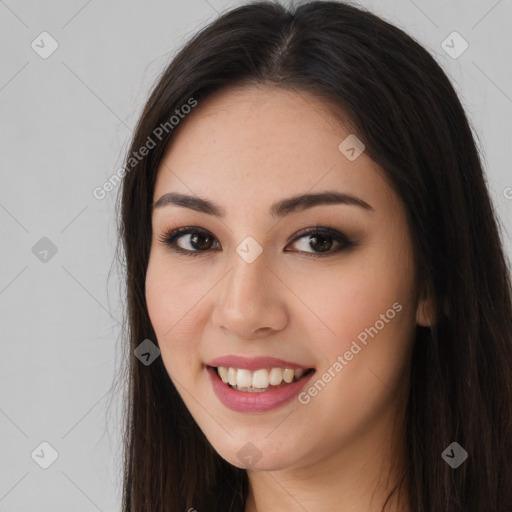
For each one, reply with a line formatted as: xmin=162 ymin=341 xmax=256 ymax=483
xmin=211 ymin=366 xmax=315 ymax=393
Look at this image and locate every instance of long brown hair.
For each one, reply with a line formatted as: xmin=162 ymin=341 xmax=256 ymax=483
xmin=113 ymin=1 xmax=512 ymax=510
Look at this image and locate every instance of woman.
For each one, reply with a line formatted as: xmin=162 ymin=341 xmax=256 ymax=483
xmin=115 ymin=1 xmax=512 ymax=510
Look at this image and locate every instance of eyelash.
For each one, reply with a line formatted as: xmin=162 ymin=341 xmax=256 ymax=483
xmin=157 ymin=225 xmax=355 ymax=259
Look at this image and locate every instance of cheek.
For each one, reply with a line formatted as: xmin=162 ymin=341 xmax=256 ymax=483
xmin=145 ymin=257 xmax=175 ymax=334
xmin=145 ymin=252 xmax=212 ymax=329
xmin=296 ymin=240 xmax=417 ymax=404
xmin=294 ymin=253 xmax=415 ymax=349
xmin=145 ymin=256 xmax=206 ymax=375
xmin=292 ymin=264 xmax=415 ymax=449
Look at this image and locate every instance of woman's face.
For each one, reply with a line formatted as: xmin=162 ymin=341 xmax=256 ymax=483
xmin=146 ymin=84 xmax=430 ymax=472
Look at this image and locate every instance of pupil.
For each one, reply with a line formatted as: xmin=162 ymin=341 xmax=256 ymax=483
xmin=311 ymin=235 xmax=331 ymax=252
xmin=191 ymin=233 xmax=212 ymax=250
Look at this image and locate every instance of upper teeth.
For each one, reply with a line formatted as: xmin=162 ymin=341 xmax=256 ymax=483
xmin=217 ymin=367 xmax=305 ymax=389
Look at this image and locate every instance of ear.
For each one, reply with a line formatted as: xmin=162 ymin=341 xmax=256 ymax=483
xmin=415 ymin=284 xmax=436 ymax=327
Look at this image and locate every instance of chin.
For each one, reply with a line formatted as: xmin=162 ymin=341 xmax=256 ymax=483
xmin=202 ymin=429 xmax=306 ymax=471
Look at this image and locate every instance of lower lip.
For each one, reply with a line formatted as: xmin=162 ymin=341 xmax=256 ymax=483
xmin=206 ymin=366 xmax=315 ymax=413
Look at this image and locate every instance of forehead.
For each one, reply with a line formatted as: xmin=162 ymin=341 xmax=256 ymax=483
xmin=153 ymin=84 xmax=391 ymax=211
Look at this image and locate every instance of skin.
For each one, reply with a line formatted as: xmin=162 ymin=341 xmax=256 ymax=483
xmin=145 ymin=84 xmax=433 ymax=512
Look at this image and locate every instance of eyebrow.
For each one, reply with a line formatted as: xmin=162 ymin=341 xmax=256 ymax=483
xmin=152 ymin=190 xmax=373 ymax=217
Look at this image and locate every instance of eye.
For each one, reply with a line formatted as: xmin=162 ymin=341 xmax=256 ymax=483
xmin=158 ymin=226 xmax=220 ymax=258
xmin=285 ymin=226 xmax=354 ymax=257
xmin=158 ymin=225 xmax=354 ymax=258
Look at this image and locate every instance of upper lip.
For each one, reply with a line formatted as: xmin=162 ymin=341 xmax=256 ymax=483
xmin=205 ymin=355 xmax=314 ymax=371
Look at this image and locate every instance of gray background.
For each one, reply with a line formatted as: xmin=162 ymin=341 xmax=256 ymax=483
xmin=1 ymin=0 xmax=511 ymax=510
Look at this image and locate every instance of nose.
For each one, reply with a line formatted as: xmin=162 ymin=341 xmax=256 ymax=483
xmin=211 ymin=247 xmax=288 ymax=339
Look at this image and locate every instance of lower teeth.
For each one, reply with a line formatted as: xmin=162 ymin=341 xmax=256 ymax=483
xmin=226 ymin=380 xmax=298 ymax=392
xmin=228 ymin=384 xmax=271 ymax=393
